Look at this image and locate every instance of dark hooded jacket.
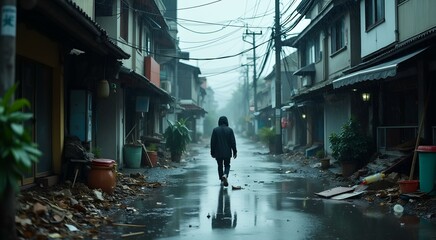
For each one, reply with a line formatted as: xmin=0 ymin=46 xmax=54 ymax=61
xmin=210 ymin=116 xmax=237 ymax=159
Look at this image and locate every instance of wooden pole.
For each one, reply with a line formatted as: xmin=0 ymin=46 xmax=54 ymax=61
xmin=409 ymin=86 xmax=430 ymax=180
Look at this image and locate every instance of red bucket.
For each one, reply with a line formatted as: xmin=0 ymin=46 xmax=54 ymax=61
xmin=398 ymin=180 xmax=419 ymax=193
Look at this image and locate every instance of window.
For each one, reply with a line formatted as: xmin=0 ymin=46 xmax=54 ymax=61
xmin=120 ymin=1 xmax=129 ymax=41
xmin=144 ymin=32 xmax=151 ymax=55
xmin=305 ymin=36 xmax=320 ymax=65
xmin=365 ymin=0 xmax=385 ymax=29
xmin=331 ymin=17 xmax=345 ymax=54
xmin=138 ymin=20 xmax=143 ymax=53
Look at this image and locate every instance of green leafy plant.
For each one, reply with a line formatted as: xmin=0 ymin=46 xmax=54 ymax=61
xmin=258 ymin=127 xmax=275 ymax=145
xmin=0 ymin=84 xmax=41 ymax=195
xmin=329 ymin=118 xmax=370 ymax=163
xmin=164 ymin=118 xmax=191 ymax=161
xmin=92 ymin=147 xmax=102 ymax=158
xmin=147 ymin=143 xmax=158 ymax=152
xmin=315 ymin=149 xmax=326 ymax=159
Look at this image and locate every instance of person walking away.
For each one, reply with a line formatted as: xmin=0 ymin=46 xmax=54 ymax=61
xmin=210 ymin=116 xmax=237 ymax=187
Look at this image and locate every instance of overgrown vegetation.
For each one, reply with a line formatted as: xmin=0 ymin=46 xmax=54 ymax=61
xmin=0 ymin=84 xmax=41 ymax=195
xmin=329 ymin=118 xmax=370 ymax=163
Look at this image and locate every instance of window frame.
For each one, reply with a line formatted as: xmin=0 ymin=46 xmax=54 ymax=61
xmin=305 ymin=37 xmax=321 ymax=65
xmin=365 ymin=0 xmax=385 ymax=31
xmin=331 ymin=17 xmax=346 ymax=55
xmin=120 ymin=1 xmax=129 ymax=41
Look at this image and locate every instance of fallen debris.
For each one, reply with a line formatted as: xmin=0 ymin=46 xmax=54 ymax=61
xmin=315 ymin=186 xmax=354 ymax=198
xmin=16 ymin=172 xmax=164 ymax=239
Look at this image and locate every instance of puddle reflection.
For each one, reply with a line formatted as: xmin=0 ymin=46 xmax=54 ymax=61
xmin=211 ymin=187 xmax=237 ymax=229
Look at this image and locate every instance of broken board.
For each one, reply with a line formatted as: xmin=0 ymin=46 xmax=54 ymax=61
xmin=315 ymin=186 xmax=354 ymax=198
xmin=331 ymin=191 xmax=365 ymax=200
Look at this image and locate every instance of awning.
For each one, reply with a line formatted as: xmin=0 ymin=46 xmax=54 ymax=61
xmin=179 ymin=103 xmax=207 ymax=116
xmin=119 ymin=66 xmax=174 ymax=102
xmin=333 ymin=48 xmax=427 ymax=88
xmin=294 ymin=63 xmax=315 ymax=76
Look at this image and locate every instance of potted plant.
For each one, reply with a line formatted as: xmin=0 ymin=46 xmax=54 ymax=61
xmin=164 ymin=118 xmax=191 ymax=162
xmin=316 ymin=149 xmax=330 ymax=169
xmin=329 ymin=118 xmax=371 ymax=177
xmin=0 ymin=84 xmax=42 ymax=239
xmin=258 ymin=127 xmax=275 ymax=153
xmin=145 ymin=143 xmax=158 ymax=167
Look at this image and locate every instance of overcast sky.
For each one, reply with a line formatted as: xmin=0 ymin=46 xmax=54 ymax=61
xmin=176 ymin=0 xmax=308 ymax=110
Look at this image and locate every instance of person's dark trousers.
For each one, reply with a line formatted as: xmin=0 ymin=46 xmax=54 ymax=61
xmin=216 ymin=158 xmax=231 ymax=180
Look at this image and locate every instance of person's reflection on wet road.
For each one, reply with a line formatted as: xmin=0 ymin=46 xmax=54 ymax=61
xmin=212 ymin=187 xmax=237 ymax=229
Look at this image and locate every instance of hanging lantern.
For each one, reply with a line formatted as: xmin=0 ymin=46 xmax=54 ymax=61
xmin=98 ymin=79 xmax=110 ymax=98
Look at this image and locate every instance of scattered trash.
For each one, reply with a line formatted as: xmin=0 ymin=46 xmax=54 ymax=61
xmin=315 ymin=187 xmax=354 ymax=198
xmin=331 ymin=191 xmax=365 ymax=200
xmin=112 ymin=223 xmax=146 ymax=228
xmin=362 ymin=173 xmax=385 ymax=185
xmin=393 ymin=204 xmax=404 ymax=213
xmin=121 ymin=231 xmax=145 ymax=238
xmin=65 ymin=224 xmax=79 ymax=232
xmin=93 ymin=190 xmax=105 ymax=201
xmin=16 ymin=172 xmax=164 ymax=239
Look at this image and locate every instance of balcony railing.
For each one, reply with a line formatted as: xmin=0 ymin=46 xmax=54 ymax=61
xmin=377 ymin=126 xmax=418 ymax=152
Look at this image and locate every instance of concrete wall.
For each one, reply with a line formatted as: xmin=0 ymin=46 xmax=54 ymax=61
xmin=324 ymin=93 xmax=350 ymax=154
xmin=328 ymin=12 xmax=352 ymax=79
xmin=360 ymin=0 xmax=396 ymax=57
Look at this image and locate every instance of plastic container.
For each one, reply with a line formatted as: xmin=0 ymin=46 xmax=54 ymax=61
xmin=398 ymin=180 xmax=419 ymax=193
xmin=87 ymin=159 xmax=116 ymax=194
xmin=416 ymin=146 xmax=436 ymax=193
xmin=362 ymin=173 xmax=385 ymax=185
xmin=124 ymin=144 xmax=142 ymax=168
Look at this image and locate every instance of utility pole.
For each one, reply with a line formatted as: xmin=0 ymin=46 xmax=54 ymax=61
xmin=243 ymin=29 xmax=262 ymax=112
xmin=0 ymin=1 xmax=17 ymax=239
xmin=0 ymin=0 xmax=16 ymax=94
xmin=274 ymin=0 xmax=283 ymax=154
xmin=241 ymin=64 xmax=250 ymax=133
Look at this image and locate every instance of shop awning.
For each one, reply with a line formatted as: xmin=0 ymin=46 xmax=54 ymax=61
xmin=293 ymin=63 xmax=315 ymax=76
xmin=333 ymin=48 xmax=427 ymax=89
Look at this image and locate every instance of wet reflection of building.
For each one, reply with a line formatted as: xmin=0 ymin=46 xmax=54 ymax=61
xmin=212 ymin=187 xmax=237 ymax=229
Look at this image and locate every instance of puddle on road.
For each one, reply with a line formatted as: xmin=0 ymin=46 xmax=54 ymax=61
xmin=98 ymin=142 xmax=436 ymax=239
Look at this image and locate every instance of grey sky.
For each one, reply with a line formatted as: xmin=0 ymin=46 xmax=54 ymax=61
xmin=177 ymin=0 xmax=308 ymax=109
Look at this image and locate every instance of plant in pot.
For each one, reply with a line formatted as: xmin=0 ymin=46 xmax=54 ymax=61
xmin=0 ymin=84 xmax=42 ymax=238
xmin=258 ymin=127 xmax=275 ymax=153
xmin=329 ymin=118 xmax=371 ymax=177
xmin=145 ymin=143 xmax=158 ymax=167
xmin=164 ymin=118 xmax=191 ymax=162
xmin=316 ymin=149 xmax=330 ymax=169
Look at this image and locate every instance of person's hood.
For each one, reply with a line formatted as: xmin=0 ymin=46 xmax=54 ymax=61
xmin=218 ymin=116 xmax=229 ymax=126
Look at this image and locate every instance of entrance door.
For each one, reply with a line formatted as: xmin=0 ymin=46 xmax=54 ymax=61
xmin=17 ymin=57 xmax=53 ymax=184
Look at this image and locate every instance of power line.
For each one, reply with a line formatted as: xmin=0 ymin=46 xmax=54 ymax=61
xmin=177 ymin=0 xmax=222 ymax=11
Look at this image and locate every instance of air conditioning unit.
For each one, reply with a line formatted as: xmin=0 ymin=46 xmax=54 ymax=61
xmin=302 ymin=76 xmax=312 ymax=87
xmin=160 ymin=81 xmax=171 ymax=93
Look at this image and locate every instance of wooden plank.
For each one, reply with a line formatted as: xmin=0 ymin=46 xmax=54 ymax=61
xmin=138 ymin=141 xmax=153 ymax=168
xmin=315 ymin=186 xmax=354 ymax=198
xmin=112 ymin=223 xmax=146 ymax=228
xmin=331 ymin=191 xmax=364 ymax=200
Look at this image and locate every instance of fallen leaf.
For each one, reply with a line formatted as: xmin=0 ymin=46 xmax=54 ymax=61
xmin=15 ymin=216 xmax=32 ymax=226
xmin=33 ymin=202 xmax=48 ymax=216
xmin=93 ymin=190 xmax=104 ymax=201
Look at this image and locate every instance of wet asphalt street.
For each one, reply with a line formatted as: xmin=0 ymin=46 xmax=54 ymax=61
xmin=100 ymin=136 xmax=436 ymax=240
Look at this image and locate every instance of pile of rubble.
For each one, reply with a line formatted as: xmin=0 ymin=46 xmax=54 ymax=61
xmin=16 ymin=172 xmax=162 ymax=239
